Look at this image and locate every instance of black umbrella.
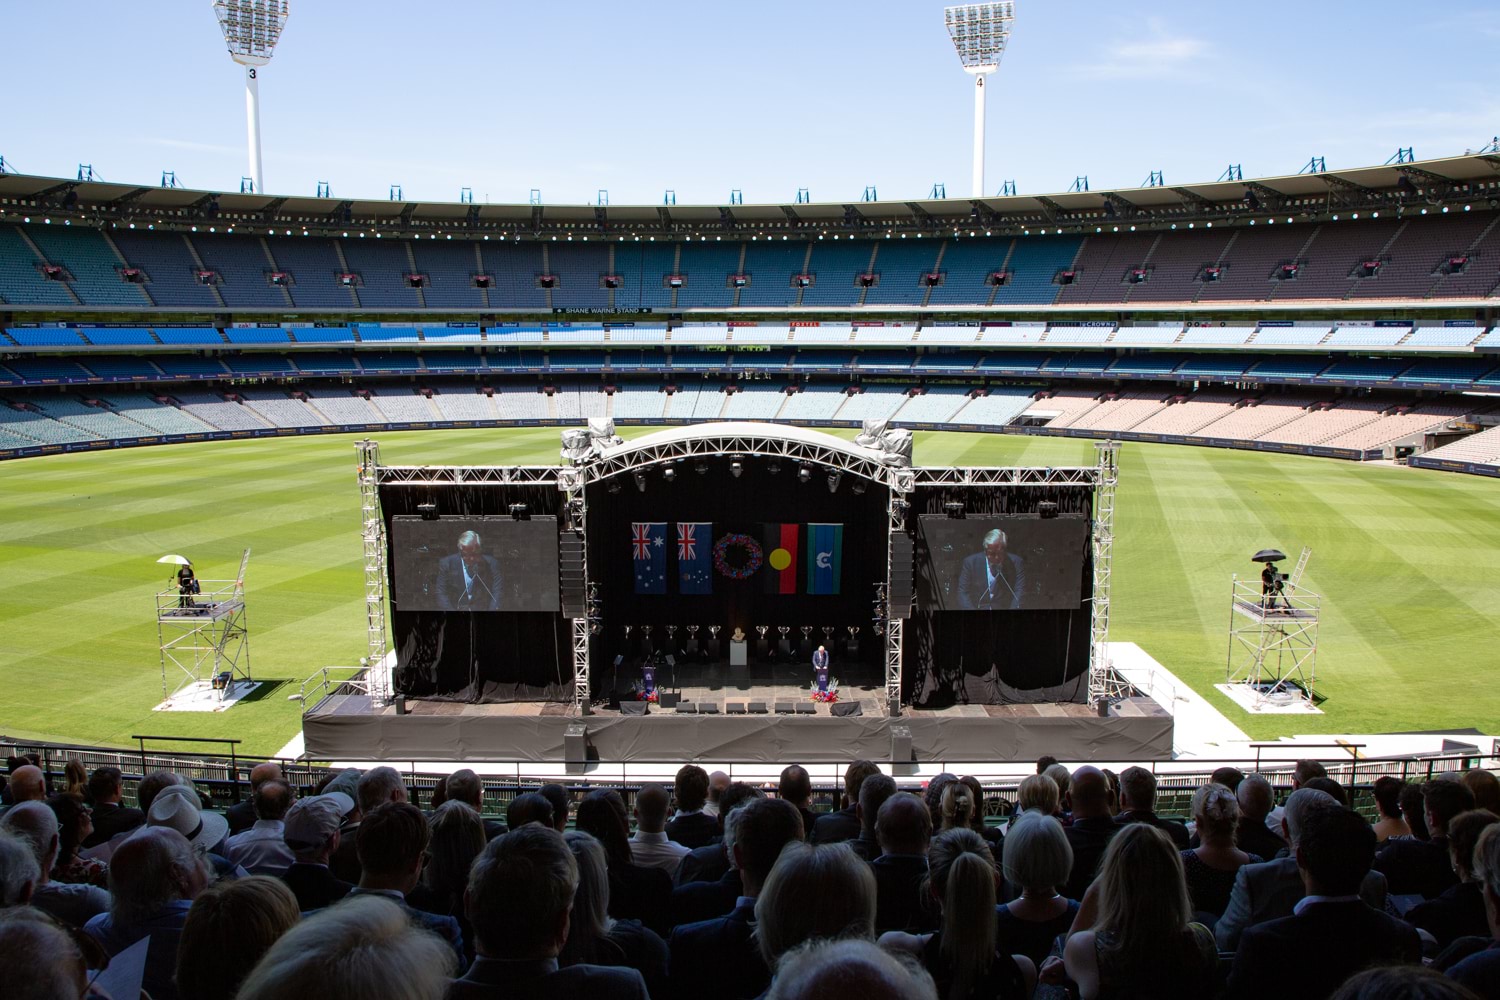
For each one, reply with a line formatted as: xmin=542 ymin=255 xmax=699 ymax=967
xmin=1251 ymin=549 xmax=1287 ymax=563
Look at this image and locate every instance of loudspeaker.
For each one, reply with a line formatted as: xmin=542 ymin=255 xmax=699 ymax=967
xmin=621 ymin=702 xmax=649 ymax=716
xmin=564 ymin=723 xmax=587 ymax=774
xmin=394 ymin=695 xmax=408 ymax=716
xmin=659 ymin=692 xmax=681 ymax=710
xmin=676 ymin=702 xmax=697 ymax=714
xmin=888 ymin=533 xmax=915 ymax=618
xmin=831 ymin=702 xmax=862 ymax=717
xmin=794 ymin=703 xmax=815 ymax=715
xmin=726 ymin=702 xmax=746 ymax=715
xmin=747 ymin=702 xmax=768 ymax=714
xmin=699 ymin=703 xmax=720 ymax=715
xmin=890 ymin=724 xmax=913 ymax=763
xmin=559 ymin=535 xmax=587 ymax=618
xmin=774 ymin=702 xmax=796 ymax=715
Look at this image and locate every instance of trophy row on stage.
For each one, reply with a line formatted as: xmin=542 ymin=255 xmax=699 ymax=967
xmin=621 ymin=624 xmax=859 ymax=662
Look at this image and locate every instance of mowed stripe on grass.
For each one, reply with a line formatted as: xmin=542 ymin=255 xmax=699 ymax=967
xmin=0 ymin=428 xmax=1495 ymax=754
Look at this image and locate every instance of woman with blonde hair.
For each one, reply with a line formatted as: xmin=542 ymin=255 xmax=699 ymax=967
xmin=938 ymin=781 xmax=977 ymax=834
xmin=1051 ymin=824 xmax=1215 ymax=999
xmin=881 ymin=828 xmax=1032 ymax=1000
xmin=559 ymin=830 xmax=668 ymax=997
xmin=755 ymin=842 xmax=877 ymax=968
xmin=177 ymin=875 xmax=301 ymax=1000
xmin=1180 ymin=782 xmax=1261 ymax=918
xmin=998 ymin=810 xmax=1079 ymax=966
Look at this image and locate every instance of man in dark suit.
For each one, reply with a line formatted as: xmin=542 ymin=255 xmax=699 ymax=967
xmin=670 ymin=786 xmax=768 ymax=923
xmin=447 ymin=769 xmax=508 ymax=841
xmin=956 ymin=528 xmax=1026 ymax=610
xmin=870 ymin=793 xmax=936 ymax=934
xmin=812 ymin=760 xmax=881 ymax=847
xmin=1113 ymin=766 xmax=1189 ymax=849
xmin=674 ymin=783 xmax=763 ymax=887
xmin=81 ymin=766 xmax=144 ymax=848
xmin=664 ymin=765 xmax=718 ymax=850
xmin=1375 ymin=778 xmax=1475 ymax=900
xmin=1227 ymin=806 xmax=1420 ymax=999
xmin=1232 ymin=774 xmax=1289 ymax=861
xmin=779 ymin=765 xmax=818 ymax=840
xmin=848 ymin=774 xmax=899 ymax=862
xmin=668 ymin=798 xmax=804 ymax=1000
xmin=225 ymin=761 xmax=284 ymax=836
xmin=350 ymin=802 xmax=465 ymax=966
xmin=435 ymin=530 xmax=502 ymax=611
xmin=1062 ymin=766 xmax=1119 ymax=900
xmin=278 ymin=792 xmax=356 ymax=911
xmin=451 ymin=824 xmax=647 ymax=1000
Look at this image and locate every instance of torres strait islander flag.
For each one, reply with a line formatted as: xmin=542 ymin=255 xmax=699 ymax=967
xmin=632 ymin=522 xmax=667 ymax=595
xmin=762 ymin=522 xmax=799 ymax=594
xmin=806 ymin=523 xmax=844 ymax=595
xmin=676 ymin=522 xmax=713 ymax=595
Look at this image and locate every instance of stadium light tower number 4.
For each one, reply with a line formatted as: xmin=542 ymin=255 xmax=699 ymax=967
xmin=945 ymin=3 xmax=1015 ymax=199
xmin=212 ymin=0 xmax=289 ymax=196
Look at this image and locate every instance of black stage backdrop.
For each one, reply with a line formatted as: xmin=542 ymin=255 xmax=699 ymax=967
xmin=903 ymin=483 xmax=1095 ymax=705
xmin=381 ymin=483 xmax=572 ymax=702
xmin=587 ymin=456 xmax=890 ymax=689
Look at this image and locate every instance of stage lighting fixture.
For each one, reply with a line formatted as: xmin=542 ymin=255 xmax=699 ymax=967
xmin=851 ymin=480 xmax=867 ymax=495
xmin=694 ymin=461 xmax=709 ymax=476
xmin=417 ymin=503 xmax=438 ymax=521
xmin=826 ymin=471 xmax=842 ymax=493
xmin=633 ymin=471 xmax=647 ymax=493
xmin=944 ymin=502 xmax=966 ymax=519
xmin=509 ymin=503 xmax=530 ymax=521
xmin=663 ymin=467 xmax=677 ymax=481
xmin=729 ymin=459 xmax=744 ymax=478
xmin=1038 ymin=501 xmax=1059 ymax=519
xmin=767 ymin=460 xmax=781 ymax=475
xmin=798 ymin=465 xmax=813 ymax=483
xmin=607 ymin=479 xmax=621 ymax=494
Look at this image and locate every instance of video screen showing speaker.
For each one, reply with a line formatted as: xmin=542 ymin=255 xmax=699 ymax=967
xmin=391 ymin=516 xmax=560 ymax=612
xmin=916 ymin=514 xmax=1088 ymax=611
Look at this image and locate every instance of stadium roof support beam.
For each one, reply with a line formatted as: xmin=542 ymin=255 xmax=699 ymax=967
xmin=1242 ymin=181 xmax=1284 ymax=211
xmin=1318 ymin=172 xmax=1377 ymax=209
xmin=1172 ymin=186 xmax=1217 ymax=212
xmin=656 ymin=206 xmax=675 ymax=233
xmin=1394 ymin=164 xmax=1457 ymax=200
xmin=1033 ymin=195 xmax=1062 ymax=225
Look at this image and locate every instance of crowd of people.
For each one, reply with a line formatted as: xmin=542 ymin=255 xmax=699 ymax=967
xmin=0 ymin=751 xmax=1498 ymax=1000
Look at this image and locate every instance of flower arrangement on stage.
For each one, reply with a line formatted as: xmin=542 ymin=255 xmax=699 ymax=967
xmin=629 ymin=681 xmax=659 ymax=703
xmin=810 ymin=677 xmax=840 ymax=704
xmin=713 ymin=533 xmax=764 ymax=580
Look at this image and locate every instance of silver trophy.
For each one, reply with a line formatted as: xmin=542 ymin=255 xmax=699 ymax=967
xmin=800 ymin=626 xmax=812 ymax=642
xmin=756 ymin=625 xmax=769 ymax=640
xmin=821 ymin=626 xmax=834 ymax=643
xmin=847 ymin=626 xmax=860 ymax=638
xmin=709 ymin=625 xmax=721 ymax=639
xmin=778 ymin=626 xmax=790 ymax=640
xmin=666 ymin=625 xmax=677 ymax=643
xmin=623 ymin=625 xmax=633 ymax=640
xmin=687 ymin=625 xmax=699 ymax=639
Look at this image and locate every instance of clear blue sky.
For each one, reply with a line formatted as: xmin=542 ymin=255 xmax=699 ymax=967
xmin=2 ymin=1 xmax=1497 ymax=206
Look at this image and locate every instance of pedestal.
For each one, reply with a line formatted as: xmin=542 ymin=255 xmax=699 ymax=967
xmin=729 ymin=640 xmax=748 ymax=667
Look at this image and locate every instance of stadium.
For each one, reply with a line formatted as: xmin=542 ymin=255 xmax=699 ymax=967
xmin=1 ymin=2 xmax=1498 ymax=997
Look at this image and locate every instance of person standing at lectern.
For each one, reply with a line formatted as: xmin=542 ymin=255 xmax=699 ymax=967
xmin=812 ymin=645 xmax=830 ymax=694
xmin=436 ymin=531 xmax=502 ymax=611
xmin=957 ymin=529 xmax=1026 ymax=610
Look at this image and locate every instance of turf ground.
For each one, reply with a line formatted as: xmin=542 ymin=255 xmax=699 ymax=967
xmin=2 ymin=427 xmax=1497 ymax=757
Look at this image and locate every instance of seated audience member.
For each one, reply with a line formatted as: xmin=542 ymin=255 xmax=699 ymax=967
xmin=768 ymin=938 xmax=938 ymax=1000
xmin=237 ymin=894 xmax=456 ymax=1000
xmin=670 ymin=786 xmax=765 ymax=923
xmin=538 ymin=783 xmax=571 ymax=834
xmin=937 ymin=782 xmax=977 ymax=836
xmin=1229 ymin=807 xmax=1421 ymax=999
xmin=1211 ymin=766 xmax=1246 ymax=792
xmin=575 ymin=789 xmax=672 ymax=933
xmin=0 ymin=826 xmax=40 ymax=906
xmin=507 ymin=792 xmax=555 ymax=830
xmin=669 ymin=797 xmax=805 ymax=1000
xmin=1463 ymin=770 xmax=1500 ymax=817
xmin=81 ymin=766 xmax=144 ymax=847
xmin=1377 ymin=779 xmax=1476 ymax=899
xmin=1216 ymin=788 xmax=1389 ymax=950
xmin=330 ymin=765 xmax=407 ymax=883
xmin=1113 ymin=766 xmax=1189 ymax=849
xmin=447 ymin=769 xmax=507 ymax=841
xmin=1 ymin=801 xmax=109 ymax=926
xmin=665 ymin=765 xmax=718 ymax=849
xmin=779 ymin=765 xmax=818 ymax=839
xmin=47 ymin=793 xmax=108 ymax=888
xmin=958 ymin=776 xmax=999 ymax=846
xmin=999 ymin=811 xmax=1080 ymax=967
xmin=1373 ymin=776 xmax=1413 ymax=843
xmin=227 ymin=762 xmax=285 ymax=835
xmin=705 ymin=770 xmax=731 ymax=818
xmin=176 ymin=875 xmax=300 ymax=1000
xmin=1265 ymin=759 xmax=1329 ymax=834
xmin=1305 ymin=776 xmax=1349 ymax=807
xmin=1333 ymin=966 xmax=1480 ymax=1000
xmin=1447 ymin=819 xmax=1500 ymax=996
xmin=1402 ymin=781 xmax=1434 ymax=842
xmin=0 ymin=907 xmax=94 ymax=1000
xmin=2 ymin=764 xmax=46 ymax=814
xmin=629 ymin=783 xmax=691 ymax=874
xmin=1234 ymin=773 xmax=1289 ymax=860
xmin=923 ymin=775 xmax=959 ymax=829
xmin=882 ymin=828 xmax=1033 ymax=1000
xmin=1051 ymin=824 xmax=1216 ymax=1000
xmin=85 ymin=827 xmax=210 ymax=1000
xmin=1062 ymin=766 xmax=1118 ymax=900
xmin=872 ymin=792 xmax=937 ymax=934
xmin=1008 ymin=774 xmax=1059 ymax=830
xmin=813 ymin=760 xmax=882 ymax=846
xmin=147 ymin=784 xmax=242 ymax=881
xmin=756 ymin=842 xmax=877 ymax=972
xmin=1408 ymin=810 xmax=1500 ymax=948
xmin=225 ymin=778 xmax=296 ymax=874
xmin=1181 ymin=782 xmax=1262 ymax=920
xmin=63 ymin=758 xmax=85 ymax=799
xmin=407 ymin=800 xmax=486 ymax=961
xmin=850 ymin=773 xmax=900 ymax=862
xmin=450 ymin=824 xmax=648 ymax=1000
xmin=1043 ymin=763 xmax=1072 ymax=810
xmin=351 ymin=801 xmax=464 ymax=963
xmin=279 ymin=791 xmax=357 ymax=911
xmin=674 ymin=781 xmax=762 ymax=887
xmin=560 ymin=831 xmax=669 ymax=998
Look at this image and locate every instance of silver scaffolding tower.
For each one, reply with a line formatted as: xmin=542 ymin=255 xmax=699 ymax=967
xmin=155 ymin=549 xmax=252 ymax=703
xmin=356 ymin=439 xmax=392 ymax=705
xmin=1226 ymin=547 xmax=1320 ymax=706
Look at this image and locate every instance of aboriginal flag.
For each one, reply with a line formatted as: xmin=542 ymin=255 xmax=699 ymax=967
xmin=762 ymin=522 xmax=799 ymax=594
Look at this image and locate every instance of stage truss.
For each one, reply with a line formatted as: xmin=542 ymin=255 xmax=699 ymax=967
xmin=358 ymin=424 xmax=1125 ymax=714
xmin=154 ymin=549 xmax=252 ymax=704
xmin=356 ymin=440 xmax=392 ymax=705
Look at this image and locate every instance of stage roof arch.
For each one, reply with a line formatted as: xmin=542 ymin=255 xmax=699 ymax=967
xmin=586 ymin=422 xmax=900 ymax=486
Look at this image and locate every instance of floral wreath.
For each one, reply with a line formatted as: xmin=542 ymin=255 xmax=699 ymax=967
xmin=713 ymin=533 xmax=763 ymax=580
xmin=810 ymin=676 xmax=841 ymax=704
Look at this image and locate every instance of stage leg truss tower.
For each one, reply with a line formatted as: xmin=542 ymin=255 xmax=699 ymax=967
xmin=559 ymin=466 xmax=592 ymax=714
xmin=1226 ymin=546 xmax=1320 ymax=705
xmin=1087 ymin=441 xmax=1127 ymax=706
xmin=357 ymin=440 xmax=392 ymax=704
xmin=155 ymin=549 xmax=252 ymax=703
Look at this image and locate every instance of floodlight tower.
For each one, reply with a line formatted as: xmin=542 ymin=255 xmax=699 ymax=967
xmin=944 ymin=2 xmax=1015 ymax=198
xmin=212 ymin=0 xmax=289 ymax=196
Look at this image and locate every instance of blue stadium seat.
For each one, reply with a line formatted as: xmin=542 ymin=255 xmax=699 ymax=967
xmin=0 ymin=226 xmax=77 ymax=305
xmin=78 ymin=327 xmax=155 ymax=345
xmin=24 ymin=225 xmax=146 ymax=306
xmin=7 ymin=328 xmax=88 ymax=347
xmin=154 ymin=327 xmax=224 ymax=346
xmin=110 ymin=230 xmax=223 ymax=309
xmin=223 ymin=327 xmax=291 ymax=345
xmin=183 ymin=234 xmax=289 ymax=308
xmin=153 ymin=356 xmax=232 ymax=378
xmin=291 ymin=353 xmax=359 ymax=374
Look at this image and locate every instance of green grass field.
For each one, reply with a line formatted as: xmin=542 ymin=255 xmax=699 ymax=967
xmin=2 ymin=427 xmax=1497 ymax=757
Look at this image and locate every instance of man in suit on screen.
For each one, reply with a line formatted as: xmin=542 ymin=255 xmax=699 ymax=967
xmin=956 ymin=528 xmax=1026 ymax=610
xmin=435 ymin=530 xmax=502 ymax=611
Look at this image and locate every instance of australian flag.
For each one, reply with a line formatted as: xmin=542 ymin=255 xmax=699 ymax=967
xmin=632 ymin=522 xmax=667 ymax=595
xmin=677 ymin=522 xmax=712 ymax=595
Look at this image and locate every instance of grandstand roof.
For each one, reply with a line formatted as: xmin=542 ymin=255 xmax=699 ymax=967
xmin=4 ymin=153 xmax=1498 ymax=239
